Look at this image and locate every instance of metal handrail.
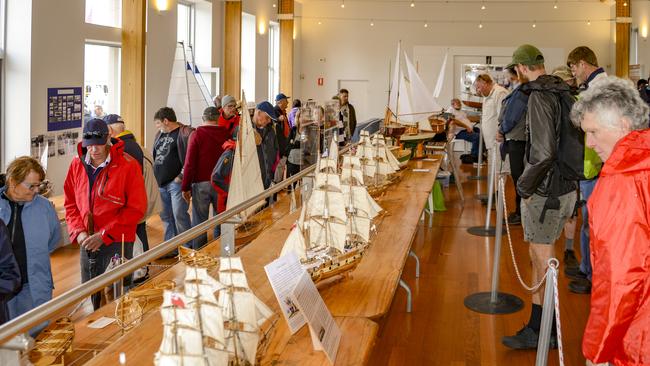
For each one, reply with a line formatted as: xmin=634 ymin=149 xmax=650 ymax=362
xmin=0 ymin=142 xmax=356 ymax=344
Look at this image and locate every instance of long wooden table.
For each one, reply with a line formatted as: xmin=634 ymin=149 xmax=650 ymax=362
xmin=69 ymin=158 xmax=441 ymax=365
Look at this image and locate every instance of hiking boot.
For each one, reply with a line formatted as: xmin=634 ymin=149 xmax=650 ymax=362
xmin=563 ymin=250 xmax=579 ymax=269
xmin=569 ymin=279 xmax=592 ymax=294
xmin=507 ymin=212 xmax=521 ymax=225
xmin=461 ymin=155 xmax=477 ymax=164
xmin=501 ymin=325 xmax=558 ymax=350
xmin=565 ymin=267 xmax=588 ymax=281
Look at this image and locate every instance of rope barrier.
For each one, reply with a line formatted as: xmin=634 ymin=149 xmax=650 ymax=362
xmin=499 ymin=176 xmax=565 ymax=365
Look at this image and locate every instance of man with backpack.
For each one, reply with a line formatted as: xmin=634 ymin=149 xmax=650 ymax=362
xmin=564 ymin=46 xmax=607 ymax=295
xmin=501 ymin=44 xmax=580 ymax=350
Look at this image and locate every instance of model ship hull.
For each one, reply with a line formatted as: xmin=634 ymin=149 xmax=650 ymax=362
xmin=235 ymin=218 xmax=267 ymax=250
xmin=308 ymin=243 xmax=368 ymax=283
xmin=389 ymin=146 xmax=412 ymax=168
xmin=28 ymin=317 xmax=74 ymax=366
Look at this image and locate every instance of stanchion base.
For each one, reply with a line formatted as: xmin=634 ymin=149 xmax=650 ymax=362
xmin=467 ymin=226 xmax=496 ymax=236
xmin=468 ymin=175 xmax=486 ymax=180
xmin=464 ymin=292 xmax=524 ymax=314
xmin=475 ymin=194 xmax=488 ymax=201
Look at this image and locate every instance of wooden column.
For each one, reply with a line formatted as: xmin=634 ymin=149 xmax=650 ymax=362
xmin=279 ymin=0 xmax=294 ymax=97
xmin=224 ymin=1 xmax=242 ymax=98
xmin=615 ymin=0 xmax=631 ymax=77
xmin=121 ymin=0 xmax=146 ymax=143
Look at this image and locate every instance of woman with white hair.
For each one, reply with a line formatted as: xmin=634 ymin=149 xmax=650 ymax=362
xmin=570 ymin=76 xmax=650 ymax=366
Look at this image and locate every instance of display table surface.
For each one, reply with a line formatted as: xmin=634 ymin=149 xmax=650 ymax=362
xmin=67 ymin=158 xmax=440 ymax=365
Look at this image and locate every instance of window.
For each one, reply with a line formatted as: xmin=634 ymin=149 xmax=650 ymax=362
xmin=84 ymin=44 xmax=121 ymax=120
xmin=268 ymin=21 xmax=280 ymax=102
xmin=85 ymin=0 xmax=121 ymax=28
xmin=241 ymin=12 xmax=256 ymax=101
xmin=177 ymin=2 xmax=194 ymax=49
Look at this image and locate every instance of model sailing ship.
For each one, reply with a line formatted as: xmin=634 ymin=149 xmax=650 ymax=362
xmin=155 ymin=257 xmax=274 ymax=365
xmin=280 ymin=139 xmax=384 ymax=283
xmin=225 ymin=93 xmax=268 ymax=250
xmin=27 ymin=317 xmax=74 ymax=366
xmin=355 ymin=131 xmax=403 ymax=194
xmin=384 ymin=41 xmax=446 ymax=159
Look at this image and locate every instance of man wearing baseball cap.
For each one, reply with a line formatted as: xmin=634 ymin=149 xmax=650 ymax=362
xmin=63 ymin=118 xmax=146 ymax=309
xmin=501 ymin=44 xmax=578 ymax=350
xmin=254 ymin=101 xmax=279 ymax=190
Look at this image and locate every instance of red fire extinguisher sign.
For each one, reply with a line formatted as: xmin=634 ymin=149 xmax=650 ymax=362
xmin=317 ymin=77 xmax=324 ymax=86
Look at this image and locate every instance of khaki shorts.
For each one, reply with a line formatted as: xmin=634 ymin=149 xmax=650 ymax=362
xmin=521 ymin=191 xmax=577 ymax=244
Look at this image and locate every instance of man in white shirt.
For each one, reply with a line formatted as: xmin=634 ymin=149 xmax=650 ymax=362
xmin=476 ymin=74 xmax=509 ymax=173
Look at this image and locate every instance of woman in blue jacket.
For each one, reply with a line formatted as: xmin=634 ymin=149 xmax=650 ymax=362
xmin=0 ymin=157 xmax=61 ymax=336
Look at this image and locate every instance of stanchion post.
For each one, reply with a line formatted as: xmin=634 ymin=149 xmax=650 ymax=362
xmin=483 ymin=148 xmax=497 ymax=229
xmin=535 ymin=260 xmax=558 ymax=366
xmin=463 ymin=173 xmax=523 ymax=314
xmin=489 ymin=173 xmax=505 ymax=303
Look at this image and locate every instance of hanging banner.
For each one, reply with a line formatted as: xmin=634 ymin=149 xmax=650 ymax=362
xmin=47 ymin=87 xmax=83 ymax=131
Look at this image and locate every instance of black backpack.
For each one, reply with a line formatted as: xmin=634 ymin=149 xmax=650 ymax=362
xmin=554 ymin=90 xmax=586 ymax=181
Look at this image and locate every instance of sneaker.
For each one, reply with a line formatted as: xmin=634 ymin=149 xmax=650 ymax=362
xmin=565 ymin=267 xmax=588 ymax=281
xmin=501 ymin=325 xmax=558 ymax=350
xmin=569 ymin=279 xmax=592 ymax=294
xmin=507 ymin=212 xmax=521 ymax=225
xmin=563 ymin=250 xmax=579 ymax=269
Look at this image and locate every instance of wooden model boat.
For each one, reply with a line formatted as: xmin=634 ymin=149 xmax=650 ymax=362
xmin=179 ymin=245 xmax=219 ymax=269
xmin=28 ymin=317 xmax=74 ymax=366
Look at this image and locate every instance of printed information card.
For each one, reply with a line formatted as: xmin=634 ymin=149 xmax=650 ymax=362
xmin=264 ymin=253 xmax=307 ymax=334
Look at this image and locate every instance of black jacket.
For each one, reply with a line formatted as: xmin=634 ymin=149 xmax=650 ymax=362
xmin=116 ymin=132 xmax=144 ymax=172
xmin=256 ymin=123 xmax=279 ymax=189
xmin=517 ymin=75 xmax=577 ymax=199
xmin=274 ymin=106 xmax=290 ymax=156
xmin=0 ymin=221 xmax=21 ymax=325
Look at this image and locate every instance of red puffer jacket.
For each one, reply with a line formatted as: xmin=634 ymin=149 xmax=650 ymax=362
xmin=64 ymin=140 xmax=147 ymax=245
xmin=583 ymin=130 xmax=650 ymax=366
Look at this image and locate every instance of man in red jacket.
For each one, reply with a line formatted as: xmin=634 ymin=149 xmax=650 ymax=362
xmin=571 ymin=76 xmax=650 ymax=366
xmin=64 ymin=118 xmax=146 ymax=310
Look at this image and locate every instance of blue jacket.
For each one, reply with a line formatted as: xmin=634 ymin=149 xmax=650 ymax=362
xmin=499 ymin=85 xmax=529 ymax=136
xmin=0 ymin=187 xmax=61 ymax=312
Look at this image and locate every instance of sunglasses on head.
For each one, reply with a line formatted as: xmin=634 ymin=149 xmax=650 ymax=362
xmin=83 ymin=131 xmax=108 ymax=139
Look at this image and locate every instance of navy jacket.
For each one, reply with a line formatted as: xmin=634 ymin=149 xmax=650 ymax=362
xmin=0 ymin=221 xmax=20 ymax=325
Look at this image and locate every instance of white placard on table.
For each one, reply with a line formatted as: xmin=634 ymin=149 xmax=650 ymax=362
xmin=264 ymin=253 xmax=308 ymax=334
xmin=412 ymin=168 xmax=431 ymax=173
xmin=87 ymin=316 xmax=115 ymax=329
xmin=290 ymin=272 xmax=341 ymax=365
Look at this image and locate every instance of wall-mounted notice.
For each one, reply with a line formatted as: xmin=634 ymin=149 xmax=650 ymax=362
xmin=264 ymin=253 xmax=307 ymax=334
xmin=47 ymin=87 xmax=83 ymax=131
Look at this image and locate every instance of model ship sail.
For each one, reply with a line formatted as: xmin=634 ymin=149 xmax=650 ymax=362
xmin=227 ymin=93 xmax=266 ymax=221
xmin=386 ymin=42 xmax=443 ymax=132
xmin=156 ymin=269 xmax=229 ymax=366
xmin=218 ymin=257 xmax=274 ymax=365
xmin=156 ymin=260 xmax=273 ymax=366
xmin=167 ymin=42 xmax=212 ymax=127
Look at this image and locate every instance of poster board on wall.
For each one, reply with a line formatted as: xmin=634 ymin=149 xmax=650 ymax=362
xmin=47 ymin=87 xmax=83 ymax=131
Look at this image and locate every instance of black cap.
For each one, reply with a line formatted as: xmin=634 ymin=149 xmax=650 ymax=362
xmin=82 ymin=118 xmax=109 ymax=147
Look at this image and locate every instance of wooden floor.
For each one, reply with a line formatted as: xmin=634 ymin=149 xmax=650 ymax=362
xmin=47 ymin=156 xmax=590 ymax=365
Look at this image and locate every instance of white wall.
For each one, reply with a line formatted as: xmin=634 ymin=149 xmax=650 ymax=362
xmin=631 ymin=0 xmax=650 ymax=78
xmin=297 ymin=0 xmax=614 ymax=121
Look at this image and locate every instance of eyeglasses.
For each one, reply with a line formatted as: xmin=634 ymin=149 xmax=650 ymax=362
xmin=83 ymin=131 xmax=108 ymax=139
xmin=20 ymin=181 xmax=43 ymax=191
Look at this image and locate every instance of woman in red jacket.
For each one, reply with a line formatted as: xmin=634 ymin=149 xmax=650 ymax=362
xmin=571 ymin=76 xmax=650 ymax=366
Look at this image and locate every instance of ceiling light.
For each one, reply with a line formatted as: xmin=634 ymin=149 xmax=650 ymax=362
xmin=481 ymin=4 xmax=486 ymax=10
xmin=411 ymin=1 xmax=415 ymax=7
xmin=623 ymin=1 xmax=627 ymax=6
xmin=553 ymin=3 xmax=558 ymax=9
xmin=370 ymin=20 xmax=375 ymax=26
xmin=478 ymin=22 xmax=483 ymax=29
xmin=272 ymin=3 xmax=276 ymax=8
xmin=341 ymin=0 xmax=345 ymax=8
xmin=424 ymin=21 xmax=428 ymax=28
xmin=532 ymin=21 xmax=536 ymax=28
xmin=318 ymin=21 xmax=322 ymax=25
xmin=587 ymin=20 xmax=591 ymax=26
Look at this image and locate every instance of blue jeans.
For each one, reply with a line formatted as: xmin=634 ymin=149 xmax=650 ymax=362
xmin=159 ymin=179 xmax=191 ymax=244
xmin=191 ymin=181 xmax=220 ymax=249
xmin=7 ymin=284 xmax=48 ymax=337
xmin=455 ymin=127 xmax=481 ymax=157
xmin=579 ymin=178 xmax=598 ymax=280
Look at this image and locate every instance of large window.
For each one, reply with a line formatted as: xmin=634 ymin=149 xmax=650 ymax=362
xmin=241 ymin=12 xmax=256 ymax=101
xmin=177 ymin=2 xmax=194 ymax=49
xmin=85 ymin=0 xmax=121 ymax=28
xmin=268 ymin=21 xmax=280 ymax=102
xmin=84 ymin=44 xmax=121 ymax=120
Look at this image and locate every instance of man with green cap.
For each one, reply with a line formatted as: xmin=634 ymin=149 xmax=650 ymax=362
xmin=501 ymin=44 xmax=578 ymax=350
